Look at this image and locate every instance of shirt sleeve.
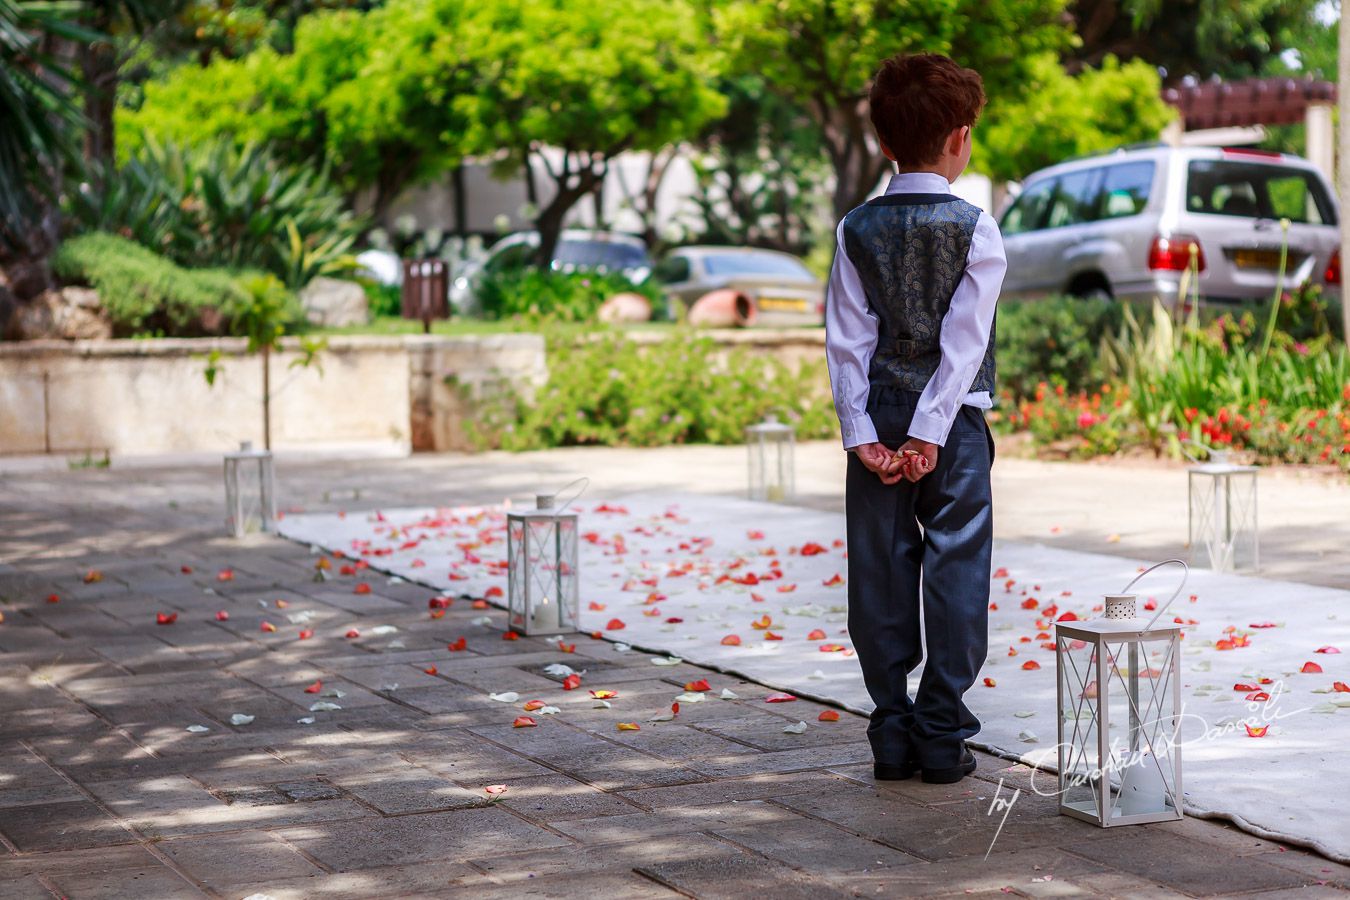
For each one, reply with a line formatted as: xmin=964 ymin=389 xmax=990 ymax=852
xmin=824 ymin=218 xmax=880 ymax=450
xmin=908 ymin=211 xmax=1007 ymax=446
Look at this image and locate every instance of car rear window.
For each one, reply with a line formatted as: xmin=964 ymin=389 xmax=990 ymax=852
xmin=702 ymin=252 xmax=813 ymax=279
xmin=1186 ymin=160 xmax=1337 ymax=225
xmin=555 ymin=239 xmax=650 ymax=270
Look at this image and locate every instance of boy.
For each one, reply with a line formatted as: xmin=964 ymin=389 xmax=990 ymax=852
xmin=824 ymin=52 xmax=1005 ymax=785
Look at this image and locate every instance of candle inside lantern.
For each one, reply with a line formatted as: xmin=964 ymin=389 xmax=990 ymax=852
xmin=1115 ymin=750 xmax=1167 ymax=816
xmin=533 ymin=595 xmax=561 ymax=631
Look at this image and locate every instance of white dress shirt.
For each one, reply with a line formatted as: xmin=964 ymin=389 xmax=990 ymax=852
xmin=824 ymin=171 xmax=1007 ymax=449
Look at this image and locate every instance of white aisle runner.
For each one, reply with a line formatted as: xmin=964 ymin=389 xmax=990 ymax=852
xmin=277 ymin=493 xmax=1350 ymax=862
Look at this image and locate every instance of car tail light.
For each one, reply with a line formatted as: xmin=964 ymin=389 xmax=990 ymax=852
xmin=1326 ymin=249 xmax=1341 ymax=285
xmin=1148 ymin=234 xmax=1206 ymax=272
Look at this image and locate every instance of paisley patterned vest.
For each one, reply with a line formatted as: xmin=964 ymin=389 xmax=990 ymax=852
xmin=841 ymin=193 xmax=995 ymax=395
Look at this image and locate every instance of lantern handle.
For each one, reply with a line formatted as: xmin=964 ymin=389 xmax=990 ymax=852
xmin=554 ymin=476 xmax=590 ymax=516
xmin=1118 ymin=558 xmax=1190 ymax=631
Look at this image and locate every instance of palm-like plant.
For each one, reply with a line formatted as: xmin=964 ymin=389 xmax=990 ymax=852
xmin=0 ymin=1 xmax=96 ymax=260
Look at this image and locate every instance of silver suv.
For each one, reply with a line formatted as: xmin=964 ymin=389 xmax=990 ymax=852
xmin=999 ymin=145 xmax=1342 ymax=308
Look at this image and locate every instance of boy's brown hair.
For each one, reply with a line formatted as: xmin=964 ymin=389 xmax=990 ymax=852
xmin=868 ymin=53 xmax=986 ymax=170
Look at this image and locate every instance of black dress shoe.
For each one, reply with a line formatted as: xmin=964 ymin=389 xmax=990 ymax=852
xmin=873 ymin=759 xmax=920 ymax=781
xmin=921 ymin=749 xmax=977 ymax=784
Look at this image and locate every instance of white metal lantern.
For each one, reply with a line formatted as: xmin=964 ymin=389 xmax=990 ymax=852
xmin=1187 ymin=453 xmax=1258 ymax=572
xmin=506 ymin=493 xmax=580 ymax=636
xmin=746 ymin=415 xmax=795 ymax=503
xmin=1056 ymin=562 xmax=1185 ymax=828
xmin=223 ymin=440 xmax=276 ymax=538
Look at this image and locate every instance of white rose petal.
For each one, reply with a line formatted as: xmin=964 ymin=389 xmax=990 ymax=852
xmin=296 ymin=717 xmax=316 ymax=725
xmin=229 ymin=714 xmax=255 ymax=726
xmin=651 ymin=657 xmax=682 ymax=666
xmin=720 ymin=688 xmax=739 ymax=700
xmin=782 ymin=721 xmax=808 ymax=734
xmin=185 ymin=725 xmax=210 ymax=733
xmin=489 ymin=691 xmax=521 ymax=703
xmin=309 ymin=701 xmax=342 ymax=712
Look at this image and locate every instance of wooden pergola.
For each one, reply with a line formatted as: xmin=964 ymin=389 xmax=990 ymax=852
xmin=1160 ymin=78 xmax=1338 ymax=180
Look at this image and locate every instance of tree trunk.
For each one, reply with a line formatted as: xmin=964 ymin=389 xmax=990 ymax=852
xmin=532 ymin=150 xmax=609 ymax=267
xmin=80 ymin=26 xmax=118 ymax=181
xmin=821 ymin=99 xmax=891 ymax=221
xmin=451 ymin=164 xmax=467 ymax=237
xmin=262 ymin=345 xmax=272 ymax=451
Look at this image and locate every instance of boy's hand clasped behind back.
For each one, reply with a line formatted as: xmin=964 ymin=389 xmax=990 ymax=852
xmin=854 ymin=440 xmax=939 ymax=484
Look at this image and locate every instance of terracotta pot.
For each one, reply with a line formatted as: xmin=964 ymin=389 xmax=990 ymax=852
xmin=688 ymin=289 xmax=756 ymax=328
xmin=597 ymin=291 xmax=652 ymax=323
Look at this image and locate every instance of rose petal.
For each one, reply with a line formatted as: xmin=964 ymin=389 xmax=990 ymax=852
xmin=983 ymin=677 xmax=997 ymax=687
xmin=345 ymin=629 xmax=361 ymax=639
xmin=513 ymin=716 xmax=537 ymax=728
xmin=490 ymin=691 xmax=521 ymax=702
xmin=720 ymin=688 xmax=739 ymax=699
xmin=684 ymin=679 xmax=711 ymax=692
xmin=562 ymin=674 xmax=582 ymax=690
xmin=616 ymin=722 xmax=640 ymax=731
xmin=304 ymin=680 xmax=322 ymax=694
xmin=1302 ymin=661 xmax=1324 ymax=674
xmin=782 ymin=721 xmax=808 ymax=734
xmin=818 ymin=710 xmax=840 ymax=722
xmin=765 ymin=692 xmax=797 ymax=703
xmin=605 ymin=618 xmax=626 ymax=630
xmin=721 ymin=634 xmax=741 ymax=646
xmin=1244 ymin=723 xmax=1269 ymax=737
xmin=156 ymin=612 xmax=177 ymax=625
xmin=1022 ymin=660 xmax=1041 ymax=671
xmin=484 ymin=784 xmax=508 ymax=796
xmin=1315 ymin=646 xmax=1341 ymax=654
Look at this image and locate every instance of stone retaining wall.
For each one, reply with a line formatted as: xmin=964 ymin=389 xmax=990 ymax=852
xmin=0 ymin=329 xmax=822 ymax=461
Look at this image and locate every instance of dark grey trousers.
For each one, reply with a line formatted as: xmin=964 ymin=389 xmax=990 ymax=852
xmin=845 ymin=385 xmax=995 ymax=770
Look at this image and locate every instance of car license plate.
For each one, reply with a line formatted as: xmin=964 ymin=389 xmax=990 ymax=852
xmin=1232 ymin=249 xmax=1286 ymax=270
xmin=757 ymin=297 xmax=809 ymax=312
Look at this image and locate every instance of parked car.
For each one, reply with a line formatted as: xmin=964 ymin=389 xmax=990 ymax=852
xmin=998 ymin=145 xmax=1342 ymax=309
xmin=449 ymin=229 xmax=652 ymax=314
xmin=654 ymin=246 xmax=824 ymax=327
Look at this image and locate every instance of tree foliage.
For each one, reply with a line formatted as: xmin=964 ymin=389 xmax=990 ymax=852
xmin=1065 ymin=0 xmax=1321 ymax=82
xmin=711 ymin=0 xmax=1074 ymax=219
xmin=974 ymin=54 xmax=1176 ymax=183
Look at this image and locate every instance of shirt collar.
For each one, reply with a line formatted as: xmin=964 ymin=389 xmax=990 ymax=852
xmin=884 ymin=171 xmax=952 ymax=195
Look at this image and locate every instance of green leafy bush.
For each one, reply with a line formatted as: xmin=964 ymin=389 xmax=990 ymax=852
xmin=996 ymin=300 xmax=1350 ymax=471
xmin=51 ymin=232 xmax=266 ymax=337
xmin=468 ymin=324 xmax=836 ymax=449
xmin=477 ymin=270 xmax=663 ymax=323
xmin=67 ymin=138 xmax=363 ymax=288
xmin=995 ymin=295 xmax=1124 ymax=401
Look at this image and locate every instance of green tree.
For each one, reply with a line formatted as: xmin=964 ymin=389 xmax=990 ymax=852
xmin=686 ymin=75 xmax=831 ymax=256
xmin=1065 ymin=0 xmax=1320 ymax=82
xmin=974 ymin=54 xmax=1176 ymax=183
xmin=117 ymin=5 xmax=462 ymax=217
xmin=455 ymin=0 xmax=727 ymax=265
xmin=712 ymin=0 xmax=1073 ymax=221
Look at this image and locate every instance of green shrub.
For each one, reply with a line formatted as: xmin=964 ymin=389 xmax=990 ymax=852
xmin=995 ymin=294 xmax=1124 ymax=401
xmin=66 ymin=138 xmax=363 ymax=289
xmin=477 ymin=269 xmax=663 ymax=323
xmin=51 ymin=232 xmax=268 ymax=337
xmin=361 ymin=280 xmax=402 ymax=318
xmin=467 ymin=323 xmax=836 ymax=449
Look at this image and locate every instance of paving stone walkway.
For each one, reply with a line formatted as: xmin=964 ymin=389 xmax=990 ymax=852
xmin=1 ymin=450 xmax=1348 ymax=899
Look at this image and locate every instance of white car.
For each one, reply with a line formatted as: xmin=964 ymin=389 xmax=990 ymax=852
xmin=449 ymin=229 xmax=651 ymax=315
xmin=999 ymin=144 xmax=1342 ymax=309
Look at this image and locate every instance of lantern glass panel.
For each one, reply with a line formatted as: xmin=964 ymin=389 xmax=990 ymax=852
xmin=507 ymin=510 xmax=579 ymax=635
xmin=223 ymin=447 xmax=275 ymax=537
xmin=1058 ymin=627 xmax=1182 ymax=826
xmin=746 ymin=419 xmax=795 ymax=502
xmin=1187 ymin=466 xmax=1258 ymax=572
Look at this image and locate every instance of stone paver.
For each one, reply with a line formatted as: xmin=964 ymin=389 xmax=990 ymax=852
xmin=1 ymin=449 xmax=1347 ymax=898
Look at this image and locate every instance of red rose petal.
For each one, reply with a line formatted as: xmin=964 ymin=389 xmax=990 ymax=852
xmin=765 ymin=692 xmax=797 ymax=703
xmin=685 ymin=679 xmax=711 ymax=692
xmin=562 ymin=673 xmax=582 ymax=690
xmin=1301 ymin=661 xmax=1324 ymax=673
xmin=304 ymin=680 xmax=322 ymax=694
xmin=1021 ymin=660 xmax=1041 ymax=670
xmin=1244 ymin=723 xmax=1268 ymax=737
xmin=983 ymin=677 xmax=997 ymax=687
xmin=819 ymin=710 xmax=841 ymax=722
xmin=156 ymin=612 xmax=177 ymax=625
xmin=605 ymin=618 xmax=626 ymax=630
xmin=346 ymin=629 xmax=360 ymax=639
xmin=721 ymin=634 xmax=741 ymax=646
xmin=513 ymin=716 xmax=537 ymax=728
xmin=1315 ymin=646 xmax=1341 ymax=654
xmin=298 ymin=629 xmax=313 ymax=640
xmin=807 ymin=629 xmax=827 ymax=640
xmin=447 ymin=636 xmax=467 ymax=651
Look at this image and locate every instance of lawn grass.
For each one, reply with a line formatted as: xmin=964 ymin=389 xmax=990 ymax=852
xmin=303 ymin=315 xmax=679 ymax=337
